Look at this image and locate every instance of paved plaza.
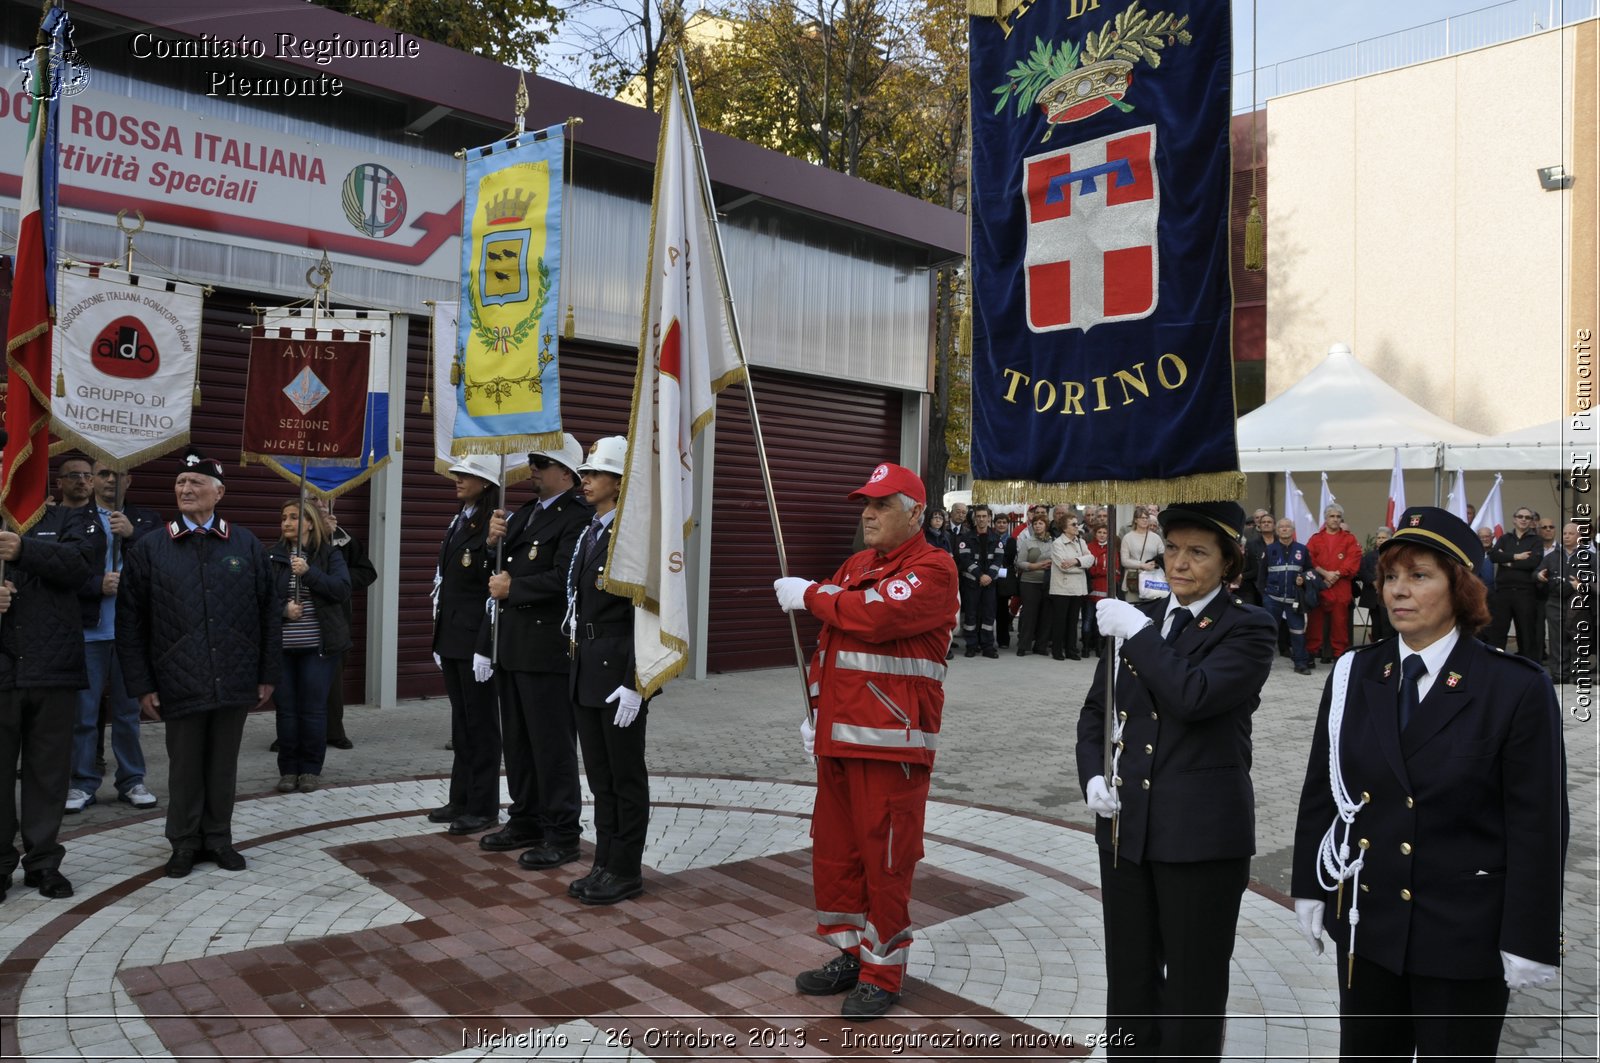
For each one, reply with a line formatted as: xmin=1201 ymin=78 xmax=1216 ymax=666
xmin=3 ymin=649 xmax=1594 ymax=1061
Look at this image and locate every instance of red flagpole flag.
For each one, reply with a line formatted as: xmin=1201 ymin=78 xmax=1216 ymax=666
xmin=2 ymin=27 xmax=61 ymax=533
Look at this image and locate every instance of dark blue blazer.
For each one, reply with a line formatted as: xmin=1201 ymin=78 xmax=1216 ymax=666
xmin=1291 ymin=635 xmax=1567 ymax=978
xmin=1076 ymin=591 xmax=1276 ymax=865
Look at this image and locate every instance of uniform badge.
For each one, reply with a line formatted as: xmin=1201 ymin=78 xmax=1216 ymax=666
xmin=906 ymin=572 xmax=922 ymax=588
xmin=885 ymin=579 xmax=912 ymax=601
xmin=528 ymin=543 xmax=539 ymax=561
xmin=1409 ymin=514 xmax=1423 ymax=527
xmin=461 ymin=550 xmax=472 ymax=567
xmin=223 ymin=556 xmax=244 ymax=573
xmin=1197 ymin=616 xmax=1213 ymax=630
xmin=1446 ymin=671 xmax=1462 ymax=688
xmin=1383 ymin=662 xmax=1394 ymax=678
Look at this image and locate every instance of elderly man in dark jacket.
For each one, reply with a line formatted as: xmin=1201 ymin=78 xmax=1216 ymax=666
xmin=0 ymin=501 xmax=100 ymax=901
xmin=118 ymin=452 xmax=281 ymax=879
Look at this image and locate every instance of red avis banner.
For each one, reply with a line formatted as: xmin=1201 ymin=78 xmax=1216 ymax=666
xmin=241 ymin=326 xmax=371 ymax=464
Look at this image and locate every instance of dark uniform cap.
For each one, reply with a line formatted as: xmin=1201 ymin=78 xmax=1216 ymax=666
xmin=1157 ymin=500 xmax=1247 ymax=544
xmin=1380 ymin=506 xmax=1484 ymax=568
xmin=177 ymin=448 xmax=225 ymax=484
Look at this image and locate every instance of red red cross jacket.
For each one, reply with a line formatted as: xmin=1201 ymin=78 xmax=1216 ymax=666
xmin=803 ymin=532 xmax=960 ymax=766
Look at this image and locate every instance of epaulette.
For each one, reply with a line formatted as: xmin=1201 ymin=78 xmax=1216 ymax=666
xmin=1482 ymin=640 xmax=1549 ymax=672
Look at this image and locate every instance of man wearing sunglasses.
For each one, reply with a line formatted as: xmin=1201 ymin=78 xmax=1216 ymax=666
xmin=1486 ymin=507 xmax=1544 ymax=659
xmin=478 ymin=435 xmax=592 ymax=871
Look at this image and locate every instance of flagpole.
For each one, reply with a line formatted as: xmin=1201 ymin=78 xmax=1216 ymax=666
xmin=672 ymin=49 xmax=813 ymax=717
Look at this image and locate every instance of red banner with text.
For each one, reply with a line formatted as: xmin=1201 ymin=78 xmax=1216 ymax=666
xmin=241 ymin=326 xmax=371 ymax=464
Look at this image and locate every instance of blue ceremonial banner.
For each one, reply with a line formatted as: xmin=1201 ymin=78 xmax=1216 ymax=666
xmin=968 ymin=0 xmax=1243 ymax=503
xmin=452 ymin=124 xmax=565 ymax=455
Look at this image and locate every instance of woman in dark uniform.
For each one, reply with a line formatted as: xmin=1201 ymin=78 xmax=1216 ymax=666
xmin=564 ymin=436 xmax=649 ymax=906
xmin=428 ymin=455 xmax=502 ymax=836
xmin=1291 ymin=506 xmax=1566 ymax=1061
xmin=1076 ymin=501 xmax=1276 ymax=1061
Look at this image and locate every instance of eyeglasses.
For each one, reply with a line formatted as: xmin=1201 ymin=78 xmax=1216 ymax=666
xmin=58 ymin=471 xmax=93 ymax=481
xmin=528 ymin=456 xmax=551 ymax=469
xmin=1539 ymin=524 xmax=1555 ymax=531
xmin=1514 ymin=513 xmax=1534 ymax=520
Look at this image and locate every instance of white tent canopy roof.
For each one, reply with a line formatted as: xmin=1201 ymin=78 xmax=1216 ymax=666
xmin=1236 ymin=343 xmax=1486 ymax=472
xmin=1442 ymin=417 xmax=1590 ymax=471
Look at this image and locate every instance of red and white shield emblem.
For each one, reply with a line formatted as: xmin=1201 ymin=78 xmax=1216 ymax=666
xmin=1023 ymin=124 xmax=1159 ymax=333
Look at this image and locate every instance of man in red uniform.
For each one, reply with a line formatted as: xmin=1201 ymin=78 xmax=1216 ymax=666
xmin=1306 ymin=503 xmax=1361 ymax=661
xmin=773 ymin=462 xmax=959 ymax=1021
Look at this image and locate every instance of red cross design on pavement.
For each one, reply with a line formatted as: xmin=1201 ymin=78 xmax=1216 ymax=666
xmin=111 ymin=817 xmax=1085 ymax=1061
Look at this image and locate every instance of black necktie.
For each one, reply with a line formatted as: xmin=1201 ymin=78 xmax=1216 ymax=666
xmin=1398 ymin=654 xmax=1428 ymax=731
xmin=1165 ymin=607 xmax=1192 ymax=643
xmin=582 ymin=519 xmax=603 ymax=565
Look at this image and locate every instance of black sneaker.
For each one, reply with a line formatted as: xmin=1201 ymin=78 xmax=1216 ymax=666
xmin=840 ymin=982 xmax=899 ymax=1020
xmin=795 ymin=952 xmax=860 ymax=996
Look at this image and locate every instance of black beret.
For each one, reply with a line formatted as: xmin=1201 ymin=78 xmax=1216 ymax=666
xmin=177 ymin=448 xmax=225 ymax=484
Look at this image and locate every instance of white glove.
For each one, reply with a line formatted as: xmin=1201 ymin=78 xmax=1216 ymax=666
xmin=1096 ymin=598 xmax=1153 ymax=640
xmin=433 ymin=652 xmax=442 ymax=670
xmin=1502 ymin=950 xmax=1558 ymax=989
xmin=1294 ymin=898 xmax=1325 ymax=954
xmin=800 ymin=716 xmax=816 ymax=757
xmin=607 ymin=685 xmax=642 ymax=727
xmin=1085 ymin=775 xmax=1120 ymax=818
xmin=773 ymin=577 xmax=816 ymax=612
xmin=472 ymin=653 xmax=493 ymax=683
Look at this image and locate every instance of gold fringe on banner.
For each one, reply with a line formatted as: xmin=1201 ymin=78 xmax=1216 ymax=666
xmin=1244 ymin=195 xmax=1265 ymax=271
xmin=450 ymin=432 xmax=565 ymax=458
xmin=974 ymin=470 xmax=1247 ymax=507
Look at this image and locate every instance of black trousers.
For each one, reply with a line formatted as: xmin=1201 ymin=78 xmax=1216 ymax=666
xmin=1336 ymin=947 xmax=1509 ymax=1061
xmin=440 ymin=656 xmax=501 ymax=819
xmin=959 ymin=581 xmax=997 ymax=650
xmin=1048 ymin=595 xmax=1084 ymax=658
xmin=1487 ymin=585 xmax=1539 ymax=659
xmin=573 ymin=698 xmax=650 ymax=877
xmin=164 ymin=705 xmax=248 ymax=853
xmin=497 ymin=668 xmax=580 ymax=845
xmin=0 ymin=687 xmax=73 ymax=875
xmin=324 ymin=652 xmax=347 ymax=743
xmin=1098 ymin=849 xmax=1249 ymax=1061
xmin=1017 ymin=581 xmax=1047 ymax=652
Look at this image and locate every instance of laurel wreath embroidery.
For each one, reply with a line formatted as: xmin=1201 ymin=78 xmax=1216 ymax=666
xmin=460 ymin=257 xmax=554 ymax=409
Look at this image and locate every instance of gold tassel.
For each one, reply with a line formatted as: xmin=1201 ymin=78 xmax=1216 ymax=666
xmin=449 ymin=360 xmax=461 ymax=386
xmin=420 ymin=390 xmax=432 ymax=414
xmin=1244 ymin=195 xmax=1265 ymax=272
xmin=958 ymin=307 xmax=972 ymax=355
xmin=192 ymin=382 xmax=201 ymax=407
xmin=54 ymin=370 xmax=64 ymax=397
xmin=562 ymin=303 xmax=575 ymax=340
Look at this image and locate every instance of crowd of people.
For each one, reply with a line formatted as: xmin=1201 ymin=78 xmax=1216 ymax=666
xmin=926 ymin=498 xmax=1592 ymax=686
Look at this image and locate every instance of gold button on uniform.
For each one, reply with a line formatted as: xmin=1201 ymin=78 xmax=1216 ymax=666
xmin=1144 ymin=744 xmax=1154 ymax=754
xmin=1119 ymin=711 xmax=1129 ymax=721
xmin=1360 ymin=791 xmax=1370 ymax=803
xmin=1141 ymin=779 xmax=1151 ymax=790
xmin=1405 ymin=797 xmax=1415 ymax=809
xmin=1400 ymin=842 xmax=1413 ymax=855
xmin=1358 ymin=838 xmax=1370 ymax=850
xmin=1360 ymin=884 xmax=1369 ymax=893
xmin=1400 ymin=889 xmax=1412 ymax=901
xmin=1113 ymin=776 xmax=1122 ymax=786
xmin=1151 ymin=712 xmax=1159 ymax=720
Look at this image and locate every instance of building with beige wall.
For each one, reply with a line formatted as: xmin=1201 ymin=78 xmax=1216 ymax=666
xmin=1265 ymin=17 xmax=1596 ymax=437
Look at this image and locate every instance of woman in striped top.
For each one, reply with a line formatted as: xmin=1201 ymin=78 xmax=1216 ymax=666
xmin=269 ymin=500 xmax=351 ymax=795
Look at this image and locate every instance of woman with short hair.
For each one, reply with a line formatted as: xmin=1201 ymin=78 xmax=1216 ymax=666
xmin=1291 ymin=506 xmax=1566 ymax=1061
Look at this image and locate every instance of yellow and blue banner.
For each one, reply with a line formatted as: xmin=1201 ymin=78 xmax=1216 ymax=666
xmin=968 ymin=0 xmax=1243 ymax=503
xmin=452 ymin=124 xmax=565 ymax=455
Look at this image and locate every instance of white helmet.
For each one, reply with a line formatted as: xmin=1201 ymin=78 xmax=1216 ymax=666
xmin=446 ymin=453 xmax=503 ymax=487
xmin=529 ymin=433 xmax=583 ymax=476
xmin=578 ymin=435 xmax=628 ymax=477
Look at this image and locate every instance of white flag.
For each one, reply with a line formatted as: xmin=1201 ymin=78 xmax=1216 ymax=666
xmin=1318 ymin=472 xmax=1337 ymax=530
xmin=1385 ymin=449 xmax=1407 ymax=528
xmin=1284 ymin=471 xmax=1317 ymax=543
xmin=431 ymin=300 xmax=460 ymax=475
xmin=1471 ymin=473 xmax=1505 ymax=540
xmin=606 ymin=61 xmax=747 ymax=698
xmin=1445 ymin=469 xmax=1468 ymax=523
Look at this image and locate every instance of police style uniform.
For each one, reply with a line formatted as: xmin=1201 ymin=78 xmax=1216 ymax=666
xmin=567 ymin=511 xmax=650 ymax=890
xmin=955 ymin=524 xmax=1002 ymax=654
xmin=1075 ymin=501 xmax=1276 ymax=1061
xmin=480 ymin=481 xmax=590 ymax=855
xmin=432 ymin=498 xmax=499 ymax=827
xmin=1291 ymin=507 xmax=1567 ymax=1061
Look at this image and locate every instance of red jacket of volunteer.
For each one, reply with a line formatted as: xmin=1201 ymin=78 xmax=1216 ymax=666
xmin=803 ymin=531 xmax=959 ymax=766
xmin=1307 ymin=527 xmax=1361 ymax=604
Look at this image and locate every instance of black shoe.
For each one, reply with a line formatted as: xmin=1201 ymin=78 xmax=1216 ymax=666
xmin=1016 ymin=649 xmax=1027 ymax=657
xmin=1053 ymin=653 xmax=1067 ymax=661
xmin=447 ymin=814 xmax=496 ymax=835
xmin=795 ymin=952 xmax=861 ymax=995
xmin=1294 ymin=665 xmax=1314 ymax=675
xmin=945 ymin=646 xmax=956 ymax=660
xmin=24 ymin=868 xmax=73 ymax=899
xmin=268 ymin=739 xmax=280 ymax=752
xmin=205 ymin=847 xmax=247 ymax=871
xmin=480 ymin=828 xmax=542 ymax=852
xmin=518 ymin=843 xmax=581 ymax=870
xmin=327 ymin=736 xmax=354 ymax=750
xmin=982 ymin=648 xmax=999 ymax=659
xmin=579 ymin=871 xmax=643 ymax=905
xmin=0 ymin=874 xmax=9 ymax=903
xmin=1067 ymin=652 xmax=1082 ymax=660
xmin=426 ymin=804 xmax=462 ymax=824
xmin=165 ymin=850 xmax=196 ymax=878
xmin=567 ymin=864 xmax=604 ymax=899
xmin=840 ymin=982 xmax=899 ymax=1020
xmin=964 ymin=647 xmax=978 ymax=658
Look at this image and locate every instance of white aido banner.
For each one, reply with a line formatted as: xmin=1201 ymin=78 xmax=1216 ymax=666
xmin=50 ymin=264 xmax=204 ymax=467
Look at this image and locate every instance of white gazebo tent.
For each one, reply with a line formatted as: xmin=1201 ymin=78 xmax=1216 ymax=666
xmin=1443 ymin=417 xmax=1589 ymax=471
xmin=1236 ymin=343 xmax=1487 ymax=472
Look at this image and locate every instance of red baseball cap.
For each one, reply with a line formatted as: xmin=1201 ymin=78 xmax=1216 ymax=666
xmin=848 ymin=462 xmax=926 ymax=505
